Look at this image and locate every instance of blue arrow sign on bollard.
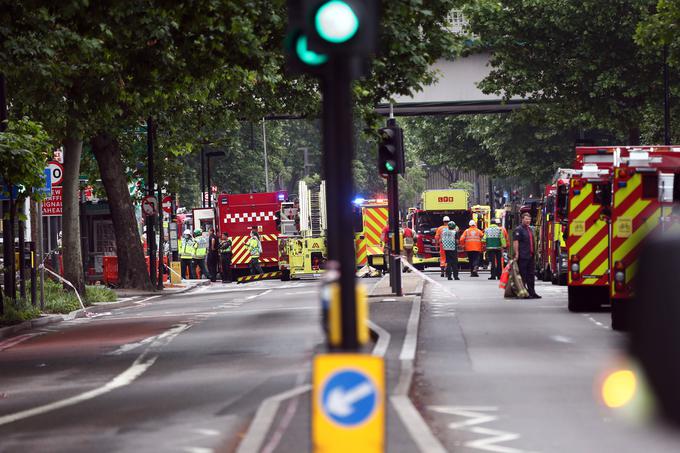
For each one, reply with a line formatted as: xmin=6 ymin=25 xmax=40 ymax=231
xmin=321 ymin=369 xmax=377 ymax=426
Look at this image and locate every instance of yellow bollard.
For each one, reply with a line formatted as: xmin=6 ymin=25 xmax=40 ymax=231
xmin=170 ymin=261 xmax=182 ymax=284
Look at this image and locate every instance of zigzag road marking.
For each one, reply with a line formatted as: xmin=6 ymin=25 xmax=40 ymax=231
xmin=428 ymin=406 xmax=537 ymax=453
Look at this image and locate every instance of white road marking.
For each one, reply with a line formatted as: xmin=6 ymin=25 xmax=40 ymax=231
xmin=583 ymin=314 xmax=611 ymax=330
xmin=0 ymin=333 xmax=42 ymax=352
xmin=192 ymin=429 xmax=220 ymax=436
xmin=283 ymin=290 xmax=318 ymax=296
xmin=246 ymin=289 xmax=272 ymax=300
xmin=134 ymin=295 xmax=161 ymax=306
xmin=550 ymin=335 xmax=573 ymax=344
xmin=183 ymin=448 xmax=213 ymax=453
xmin=367 ymin=320 xmax=390 ymax=357
xmin=0 ymin=354 xmax=157 ymax=427
xmin=382 ymin=298 xmax=397 ymax=302
xmin=428 ymin=406 xmax=535 ymax=453
xmin=236 ymin=384 xmax=311 ymax=453
xmin=260 ymin=372 xmax=307 ymax=453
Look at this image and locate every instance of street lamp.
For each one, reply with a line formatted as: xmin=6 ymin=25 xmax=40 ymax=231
xmin=204 ymin=149 xmax=225 ymax=208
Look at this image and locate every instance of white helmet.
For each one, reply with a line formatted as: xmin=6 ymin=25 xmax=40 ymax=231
xmin=442 ymin=216 xmax=450 ymax=222
xmin=469 ymin=220 xmax=476 ymax=226
xmin=183 ymin=229 xmax=192 ymax=236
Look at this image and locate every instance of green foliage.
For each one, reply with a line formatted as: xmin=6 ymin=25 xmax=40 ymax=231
xmin=0 ymin=117 xmax=52 ymax=201
xmin=636 ymin=0 xmax=680 ymax=66
xmin=0 ymin=299 xmax=41 ymax=325
xmin=449 ymin=180 xmax=475 ymax=200
xmin=85 ymin=285 xmax=117 ymax=303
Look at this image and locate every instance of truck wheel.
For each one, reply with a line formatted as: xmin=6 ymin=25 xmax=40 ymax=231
xmin=611 ymin=299 xmax=630 ymax=331
xmin=281 ymin=269 xmax=291 ymax=281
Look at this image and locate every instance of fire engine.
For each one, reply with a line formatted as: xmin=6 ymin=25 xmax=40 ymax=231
xmin=537 ymin=169 xmax=575 ymax=285
xmin=407 ymin=189 xmax=471 ymax=269
xmin=353 ymin=197 xmax=389 ymax=269
xmin=565 ymin=147 xmax=615 ymax=312
xmin=609 ymin=146 xmax=680 ymax=330
xmin=216 ymin=190 xmax=288 ymax=274
xmin=278 ymin=181 xmax=327 ymax=280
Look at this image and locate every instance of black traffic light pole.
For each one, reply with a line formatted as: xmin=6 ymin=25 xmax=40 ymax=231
xmin=322 ymin=58 xmax=359 ymax=350
xmin=386 ymin=118 xmax=402 ymax=296
xmin=147 ymin=117 xmax=157 ymax=287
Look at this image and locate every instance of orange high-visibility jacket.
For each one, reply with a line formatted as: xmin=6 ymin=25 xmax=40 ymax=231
xmin=460 ymin=226 xmax=483 ymax=252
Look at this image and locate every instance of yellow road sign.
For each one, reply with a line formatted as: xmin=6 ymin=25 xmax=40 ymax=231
xmin=313 ymin=354 xmax=384 ymax=453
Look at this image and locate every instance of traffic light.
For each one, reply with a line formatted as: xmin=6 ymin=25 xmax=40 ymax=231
xmin=306 ymin=0 xmax=379 ymax=57
xmin=285 ymin=0 xmax=379 ymax=77
xmin=378 ymin=124 xmax=404 ymax=176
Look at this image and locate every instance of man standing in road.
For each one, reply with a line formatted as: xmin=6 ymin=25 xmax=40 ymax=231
xmin=247 ymin=228 xmax=263 ymax=275
xmin=193 ymin=228 xmax=210 ymax=279
xmin=401 ymin=221 xmax=414 ymax=271
xmin=179 ymin=229 xmax=196 ymax=279
xmin=483 ymin=219 xmax=506 ymax=280
xmin=207 ymin=227 xmax=219 ymax=282
xmin=459 ymin=219 xmax=483 ymax=277
xmin=440 ymin=221 xmax=460 ymax=280
xmin=435 ymin=216 xmax=451 ymax=277
xmin=219 ymin=231 xmax=232 ymax=283
xmin=513 ymin=212 xmax=541 ymax=298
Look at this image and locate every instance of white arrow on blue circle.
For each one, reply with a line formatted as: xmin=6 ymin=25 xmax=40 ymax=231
xmin=326 ymin=382 xmax=374 ymax=417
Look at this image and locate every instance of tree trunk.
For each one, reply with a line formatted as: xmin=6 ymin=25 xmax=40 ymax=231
xmin=91 ymin=133 xmax=154 ymax=291
xmin=628 ymin=127 xmax=641 ymax=146
xmin=62 ymin=135 xmax=86 ymax=296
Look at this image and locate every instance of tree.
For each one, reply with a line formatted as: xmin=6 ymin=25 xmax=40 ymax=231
xmin=463 ymin=0 xmax=664 ymax=144
xmin=0 ymin=117 xmax=51 ymax=305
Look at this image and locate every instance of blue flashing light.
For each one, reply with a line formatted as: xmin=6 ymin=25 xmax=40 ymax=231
xmin=353 ymin=197 xmax=365 ymax=205
xmin=278 ymin=193 xmax=286 ymax=201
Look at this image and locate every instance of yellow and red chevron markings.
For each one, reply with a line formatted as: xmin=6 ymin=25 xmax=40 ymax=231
xmin=610 ymin=171 xmax=663 ymax=299
xmin=230 ymin=234 xmax=279 ymax=266
xmin=567 ymin=181 xmax=609 ymax=287
xmin=363 ymin=206 xmax=388 ymax=256
xmin=237 ymin=271 xmax=281 ymax=283
xmin=355 ymin=237 xmax=367 ymax=266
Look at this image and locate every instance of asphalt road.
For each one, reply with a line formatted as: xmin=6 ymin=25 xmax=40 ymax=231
xmin=413 ymin=270 xmax=680 ymax=453
xmin=0 ymin=280 xmax=324 ymax=453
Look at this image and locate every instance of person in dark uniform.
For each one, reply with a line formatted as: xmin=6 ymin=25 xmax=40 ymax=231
xmin=219 ymin=231 xmax=233 ymax=283
xmin=207 ymin=227 xmax=220 ymax=282
xmin=512 ymin=212 xmax=541 ymax=298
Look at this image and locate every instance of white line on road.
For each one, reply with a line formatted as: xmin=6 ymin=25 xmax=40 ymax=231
xmin=0 ymin=354 xmax=158 ymax=427
xmin=550 ymin=335 xmax=573 ymax=344
xmin=107 ymin=324 xmax=190 ymax=355
xmin=236 ymin=384 xmax=312 ymax=453
xmin=283 ymin=290 xmax=318 ymax=296
xmin=583 ymin=314 xmax=611 ymax=330
xmin=246 ymin=289 xmax=272 ymax=300
xmin=367 ymin=320 xmax=390 ymax=357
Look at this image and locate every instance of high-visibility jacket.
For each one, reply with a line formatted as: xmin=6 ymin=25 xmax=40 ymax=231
xmin=247 ymin=237 xmax=262 ymax=258
xmin=460 ymin=226 xmax=483 ymax=252
xmin=482 ymin=225 xmax=506 ymax=250
xmin=193 ymin=235 xmax=208 ymax=258
xmin=179 ymin=238 xmax=195 ymax=259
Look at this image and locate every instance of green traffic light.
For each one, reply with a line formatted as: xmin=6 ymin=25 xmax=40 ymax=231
xmin=315 ymin=0 xmax=359 ymax=44
xmin=295 ymin=35 xmax=328 ymax=66
xmin=385 ymin=160 xmax=396 ymax=172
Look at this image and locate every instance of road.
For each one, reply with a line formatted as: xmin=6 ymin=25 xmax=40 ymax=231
xmin=0 ymin=281 xmax=323 ymax=453
xmin=1 ymin=272 xmax=680 ymax=452
xmin=414 ymin=271 xmax=680 ymax=453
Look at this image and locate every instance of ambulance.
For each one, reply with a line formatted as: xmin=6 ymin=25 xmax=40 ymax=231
xmin=407 ymin=189 xmax=471 ymax=269
xmin=609 ymin=146 xmax=680 ymax=330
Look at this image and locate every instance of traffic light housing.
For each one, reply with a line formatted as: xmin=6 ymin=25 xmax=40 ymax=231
xmin=285 ymin=0 xmax=379 ymax=77
xmin=378 ymin=124 xmax=405 ymax=176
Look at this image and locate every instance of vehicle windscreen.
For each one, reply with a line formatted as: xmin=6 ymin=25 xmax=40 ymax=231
xmin=416 ymin=211 xmax=471 ymax=234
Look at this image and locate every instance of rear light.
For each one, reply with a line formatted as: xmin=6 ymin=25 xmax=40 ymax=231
xmin=614 ymin=261 xmax=625 ymax=291
xmin=571 ymin=255 xmax=580 ymax=280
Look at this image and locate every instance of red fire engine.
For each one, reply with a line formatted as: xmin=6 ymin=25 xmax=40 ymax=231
xmin=565 ymin=147 xmax=615 ymax=312
xmin=609 ymin=146 xmax=680 ymax=330
xmin=216 ymin=191 xmax=288 ymax=273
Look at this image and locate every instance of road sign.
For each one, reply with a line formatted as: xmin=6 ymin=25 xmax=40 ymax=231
xmin=313 ymin=354 xmax=384 ymax=452
xmin=162 ymin=195 xmax=173 ymax=214
xmin=142 ymin=195 xmax=158 ymax=216
xmin=42 ymin=187 xmax=62 ymax=216
xmin=35 ymin=168 xmax=53 ymax=196
xmin=47 ymin=161 xmax=64 ymax=187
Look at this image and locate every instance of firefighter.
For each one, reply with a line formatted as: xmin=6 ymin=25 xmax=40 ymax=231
xmin=179 ymin=229 xmax=196 ymax=279
xmin=193 ymin=228 xmax=210 ymax=279
xmin=440 ymin=221 xmax=460 ymax=280
xmin=460 ymin=219 xmax=483 ymax=277
xmin=219 ymin=231 xmax=233 ymax=283
xmin=513 ymin=212 xmax=541 ymax=298
xmin=483 ymin=219 xmax=506 ymax=280
xmin=247 ymin=228 xmax=264 ymax=275
xmin=435 ymin=216 xmax=451 ymax=277
xmin=401 ymin=221 xmax=414 ymax=271
xmin=207 ymin=226 xmax=219 ymax=282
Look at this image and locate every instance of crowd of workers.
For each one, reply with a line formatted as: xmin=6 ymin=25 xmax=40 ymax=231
xmin=178 ymin=226 xmax=264 ymax=282
xmin=428 ymin=212 xmax=541 ymax=298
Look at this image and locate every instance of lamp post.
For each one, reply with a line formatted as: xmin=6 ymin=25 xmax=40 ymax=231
xmin=205 ymin=150 xmax=226 ymax=208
